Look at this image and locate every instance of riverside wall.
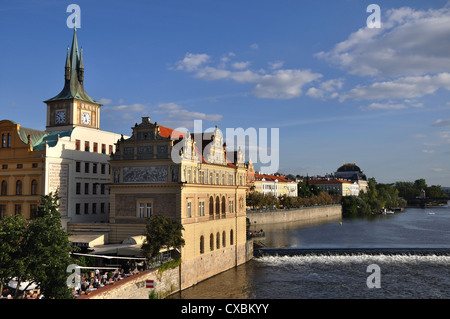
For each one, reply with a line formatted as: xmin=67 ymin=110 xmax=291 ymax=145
xmin=79 ymin=239 xmax=253 ymax=299
xmin=80 ymin=265 xmax=180 ymax=299
xmin=247 ymin=204 xmax=342 ymax=226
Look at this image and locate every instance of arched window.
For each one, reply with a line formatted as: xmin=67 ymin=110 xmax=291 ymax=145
xmin=230 ymin=229 xmax=234 ymax=245
xmin=215 ymin=196 xmax=220 ymax=218
xmin=210 ymin=233 xmax=214 ymax=251
xmin=16 ymin=180 xmax=22 ymax=195
xmin=1 ymin=180 xmax=7 ymax=196
xmin=200 ymin=236 xmax=204 ymax=254
xmin=209 ymin=196 xmax=214 ymax=220
xmin=31 ymin=180 xmax=38 ymax=195
xmin=221 ymin=196 xmax=226 ymax=216
xmin=216 ymin=232 xmax=220 ymax=249
xmin=222 ymin=231 xmax=226 ymax=247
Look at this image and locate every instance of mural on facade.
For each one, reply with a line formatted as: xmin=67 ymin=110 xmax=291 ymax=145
xmin=122 ymin=166 xmax=168 ymax=183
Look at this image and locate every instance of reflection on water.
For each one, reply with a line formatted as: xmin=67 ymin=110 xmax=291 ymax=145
xmin=170 ymin=205 xmax=450 ymax=299
xmin=249 ymin=214 xmax=342 ymax=248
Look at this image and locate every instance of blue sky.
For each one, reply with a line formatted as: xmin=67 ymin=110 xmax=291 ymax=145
xmin=1 ymin=0 xmax=450 ymax=186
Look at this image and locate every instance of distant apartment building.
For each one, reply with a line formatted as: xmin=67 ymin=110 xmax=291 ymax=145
xmin=309 ymin=179 xmax=359 ymax=196
xmin=253 ymin=173 xmax=297 ymax=197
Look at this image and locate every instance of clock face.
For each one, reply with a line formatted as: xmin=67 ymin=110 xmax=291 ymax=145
xmin=81 ymin=112 xmax=91 ymax=125
xmin=55 ymin=111 xmax=66 ymax=124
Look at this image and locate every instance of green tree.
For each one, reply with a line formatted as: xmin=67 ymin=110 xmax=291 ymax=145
xmin=20 ymin=192 xmax=75 ymax=299
xmin=0 ymin=214 xmax=27 ymax=295
xmin=142 ymin=215 xmax=185 ymax=262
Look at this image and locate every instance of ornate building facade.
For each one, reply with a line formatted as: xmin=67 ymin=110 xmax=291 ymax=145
xmin=108 ymin=117 xmax=251 ymax=288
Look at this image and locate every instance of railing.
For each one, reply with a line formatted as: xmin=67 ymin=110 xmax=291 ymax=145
xmin=247 ymin=231 xmax=265 ymax=240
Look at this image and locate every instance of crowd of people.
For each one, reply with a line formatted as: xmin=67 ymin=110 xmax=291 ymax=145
xmin=74 ymin=261 xmax=143 ymax=297
xmin=3 ymin=289 xmax=44 ymax=299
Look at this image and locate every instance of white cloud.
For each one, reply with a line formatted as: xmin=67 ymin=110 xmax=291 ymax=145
xmin=307 ymin=78 xmax=344 ymax=100
xmin=361 ymin=102 xmax=407 ymax=111
xmin=317 ymin=6 xmax=450 ymax=77
xmin=231 ymin=61 xmax=250 ymax=70
xmin=340 ymin=73 xmax=450 ymax=101
xmin=252 ymin=69 xmax=322 ymax=99
xmin=102 ymin=103 xmax=147 ymax=112
xmin=432 ymin=118 xmax=450 ymax=127
xmin=157 ymin=103 xmax=222 ymax=122
xmin=98 ymin=98 xmax=112 ymax=105
xmin=250 ymin=43 xmax=259 ymax=50
xmin=268 ymin=61 xmax=284 ymax=70
xmin=422 ymin=149 xmax=435 ymax=154
xmin=173 ymin=53 xmax=322 ymax=99
xmin=174 ymin=53 xmax=210 ymax=71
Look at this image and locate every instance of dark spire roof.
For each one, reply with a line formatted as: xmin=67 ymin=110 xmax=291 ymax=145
xmin=44 ymin=28 xmax=99 ymax=104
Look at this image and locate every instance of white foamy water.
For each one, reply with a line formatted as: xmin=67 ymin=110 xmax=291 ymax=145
xmin=256 ymin=254 xmax=450 ymax=266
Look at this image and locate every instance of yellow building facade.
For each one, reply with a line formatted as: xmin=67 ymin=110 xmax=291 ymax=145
xmin=108 ymin=117 xmax=251 ymax=289
xmin=0 ymin=120 xmax=46 ymax=220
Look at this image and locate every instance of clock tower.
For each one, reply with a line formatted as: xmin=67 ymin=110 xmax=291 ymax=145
xmin=44 ymin=28 xmax=101 ymax=131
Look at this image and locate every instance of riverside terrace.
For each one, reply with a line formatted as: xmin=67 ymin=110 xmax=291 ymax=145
xmin=73 ymin=263 xmax=143 ymax=297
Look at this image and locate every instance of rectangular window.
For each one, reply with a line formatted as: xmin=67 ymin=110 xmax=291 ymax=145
xmin=198 ymin=201 xmax=205 ymax=216
xmin=137 ymin=201 xmax=152 ymax=218
xmin=75 ymin=139 xmax=81 ymax=151
xmin=1 ymin=134 xmax=5 ymax=148
xmin=84 ymin=183 xmax=89 ymax=195
xmin=92 ymin=203 xmax=97 ymax=214
xmin=30 ymin=204 xmax=37 ymax=219
xmin=32 ymin=163 xmax=38 ymax=168
xmin=84 ymin=203 xmax=89 ymax=214
xmin=187 ymin=202 xmax=191 ymax=218
xmin=138 ymin=203 xmax=144 ymax=218
xmin=85 ymin=141 xmax=90 ymax=152
xmin=76 ymin=203 xmax=80 ymax=215
xmin=101 ymin=184 xmax=105 ymax=195
xmin=101 ymin=202 xmax=105 ymax=214
xmin=14 ymin=204 xmax=21 ymax=215
xmin=0 ymin=204 xmax=6 ymax=219
xmin=17 ymin=164 xmax=23 ymax=169
xmin=76 ymin=183 xmax=81 ymax=195
xmin=101 ymin=164 xmax=106 ymax=174
xmin=93 ymin=183 xmax=97 ymax=195
xmin=229 ymin=200 xmax=234 ymax=213
xmin=93 ymin=163 xmax=97 ymax=174
xmin=109 ymin=145 xmax=113 ymax=154
xmin=2 ymin=165 xmax=7 ymax=169
xmin=76 ymin=161 xmax=81 ymax=172
xmin=93 ymin=142 xmax=98 ymax=153
xmin=85 ymin=162 xmax=89 ymax=173
xmin=101 ymin=144 xmax=106 ymax=154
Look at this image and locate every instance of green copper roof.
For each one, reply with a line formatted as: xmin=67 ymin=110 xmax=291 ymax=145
xmin=32 ymin=129 xmax=74 ymax=151
xmin=44 ymin=28 xmax=99 ymax=104
xmin=17 ymin=126 xmax=47 ymax=148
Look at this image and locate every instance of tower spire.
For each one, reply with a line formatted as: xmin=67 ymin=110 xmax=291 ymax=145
xmin=44 ymin=28 xmax=98 ymax=104
xmin=65 ymin=46 xmax=71 ymax=81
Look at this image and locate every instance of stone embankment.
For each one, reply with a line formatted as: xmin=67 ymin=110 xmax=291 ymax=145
xmin=247 ymin=204 xmax=342 ymax=226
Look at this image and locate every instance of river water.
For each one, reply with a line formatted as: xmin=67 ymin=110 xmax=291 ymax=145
xmin=170 ymin=205 xmax=450 ymax=299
